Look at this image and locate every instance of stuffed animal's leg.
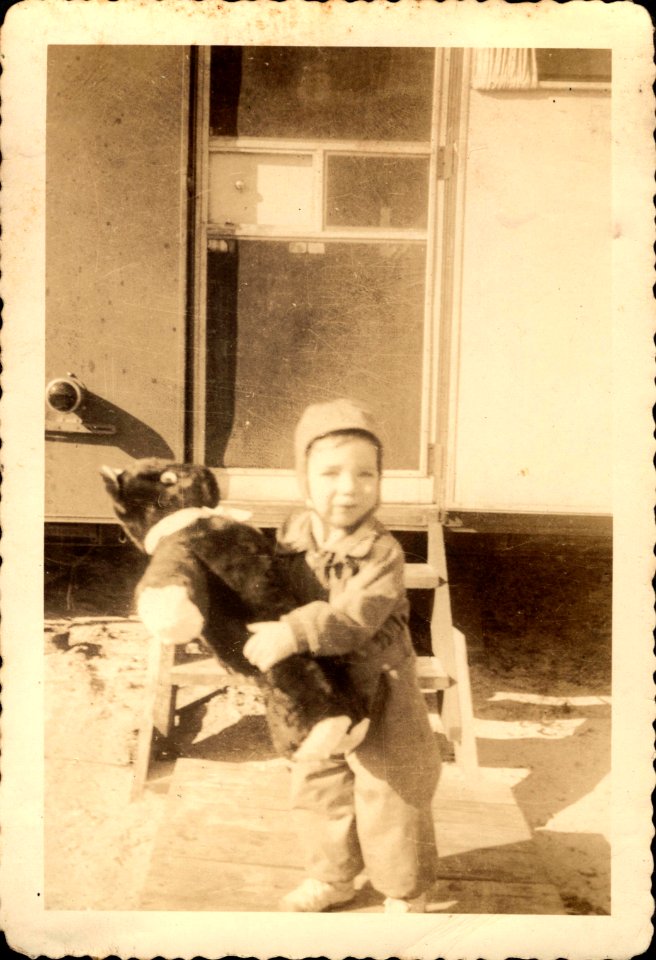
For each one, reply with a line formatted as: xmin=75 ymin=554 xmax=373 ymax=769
xmin=264 ymin=656 xmax=370 ymax=760
xmin=137 ymin=585 xmax=205 ymax=645
xmin=294 ymin=715 xmax=370 ymax=761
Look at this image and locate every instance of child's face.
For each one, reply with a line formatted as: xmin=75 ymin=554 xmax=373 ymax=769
xmin=305 ymin=434 xmax=380 ymax=533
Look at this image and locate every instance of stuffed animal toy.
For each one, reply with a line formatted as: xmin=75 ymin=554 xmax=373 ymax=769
xmin=100 ymin=458 xmax=370 ymax=760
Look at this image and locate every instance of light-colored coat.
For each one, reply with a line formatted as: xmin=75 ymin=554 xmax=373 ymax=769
xmin=276 ymin=510 xmax=441 ymax=899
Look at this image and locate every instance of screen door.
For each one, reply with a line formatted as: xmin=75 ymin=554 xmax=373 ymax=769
xmin=196 ymin=46 xmax=448 ymax=501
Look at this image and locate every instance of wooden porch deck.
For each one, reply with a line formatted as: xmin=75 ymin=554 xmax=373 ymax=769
xmin=140 ymin=758 xmax=565 ymax=914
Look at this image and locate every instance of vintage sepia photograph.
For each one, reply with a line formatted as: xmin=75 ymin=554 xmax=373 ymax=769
xmin=1 ymin=2 xmax=653 ymax=958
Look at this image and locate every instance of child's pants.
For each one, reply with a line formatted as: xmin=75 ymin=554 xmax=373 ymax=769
xmin=290 ymin=656 xmax=441 ymax=900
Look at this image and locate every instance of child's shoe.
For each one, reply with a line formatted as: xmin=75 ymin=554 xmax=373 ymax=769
xmin=279 ymin=877 xmax=355 ymax=912
xmin=383 ymin=893 xmax=427 ymax=913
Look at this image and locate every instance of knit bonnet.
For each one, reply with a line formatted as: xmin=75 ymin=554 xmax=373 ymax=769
xmin=294 ymin=399 xmax=383 ymax=486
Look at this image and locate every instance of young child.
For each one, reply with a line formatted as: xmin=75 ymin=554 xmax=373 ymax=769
xmin=244 ymin=399 xmax=441 ymax=913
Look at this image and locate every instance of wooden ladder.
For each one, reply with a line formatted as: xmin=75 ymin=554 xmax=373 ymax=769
xmin=131 ymin=508 xmax=478 ymax=796
xmin=413 ymin=513 xmax=479 ymax=781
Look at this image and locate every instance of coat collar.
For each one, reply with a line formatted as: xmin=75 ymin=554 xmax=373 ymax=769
xmin=144 ymin=505 xmax=253 ymax=556
xmin=277 ymin=509 xmax=382 ymax=561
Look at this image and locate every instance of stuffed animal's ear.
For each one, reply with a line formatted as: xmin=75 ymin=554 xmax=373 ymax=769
xmin=198 ymin=467 xmax=220 ymax=507
xmin=100 ymin=466 xmax=124 ymax=498
xmin=182 ymin=465 xmax=220 ymax=507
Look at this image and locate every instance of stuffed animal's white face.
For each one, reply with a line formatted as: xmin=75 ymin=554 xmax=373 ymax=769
xmin=100 ymin=458 xmax=219 ymax=549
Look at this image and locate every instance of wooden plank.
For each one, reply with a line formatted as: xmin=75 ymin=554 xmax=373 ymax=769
xmin=433 ymin=765 xmax=519 ymax=805
xmin=169 ymin=659 xmax=234 ymax=686
xmin=451 ymin=627 xmax=479 ymax=778
xmin=427 ymin=521 xmax=465 ymax=754
xmin=152 ymin=813 xmax=303 ymax=869
xmin=171 ymin=759 xmax=292 ymax=809
xmin=416 ymin=655 xmax=451 ymax=690
xmin=404 ymin=562 xmax=439 ymax=589
xmin=170 ymin=654 xmax=452 ymax=691
xmin=443 ymin=510 xmax=612 ymax=537
xmin=426 ymin=878 xmax=565 ymax=915
xmin=140 ymin=857 xmax=304 ymax=912
xmin=131 ymin=637 xmax=175 ymax=799
xmin=433 ymin=796 xmax=528 ymax=819
xmin=141 ymin=858 xmax=564 ymax=914
xmin=349 ymin=880 xmax=564 ymax=915
xmin=140 ymin=759 xmax=565 ymax=914
xmin=175 ymin=757 xmax=290 ymax=790
xmin=434 ymin=814 xmax=532 ymax=852
xmin=435 ymin=845 xmax=541 ymax=884
xmin=159 ymin=784 xmax=292 ymax=814
xmin=173 ymin=758 xmax=521 ymax=807
xmin=221 ymin=500 xmax=440 ymax=532
xmin=432 ymin=803 xmax=530 ymax=842
xmin=152 ymin=640 xmax=177 ymax=737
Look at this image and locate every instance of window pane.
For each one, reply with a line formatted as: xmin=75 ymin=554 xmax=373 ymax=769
xmin=536 ymin=49 xmax=611 ymax=83
xmin=209 ymin=151 xmax=316 ymax=229
xmin=205 ymin=240 xmax=427 ymax=470
xmin=210 ymin=47 xmax=435 ymax=142
xmin=326 ymin=155 xmax=429 ymax=229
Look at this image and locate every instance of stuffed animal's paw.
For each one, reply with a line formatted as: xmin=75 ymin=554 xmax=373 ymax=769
xmin=137 ymin=585 xmax=204 ymax=645
xmin=293 ymin=715 xmax=371 ymax=761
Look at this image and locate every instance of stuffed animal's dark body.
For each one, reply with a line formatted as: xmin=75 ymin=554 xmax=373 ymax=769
xmin=100 ymin=459 xmax=369 ymax=759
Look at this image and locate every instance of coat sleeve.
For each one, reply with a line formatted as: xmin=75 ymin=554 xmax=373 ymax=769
xmin=281 ymin=538 xmax=406 ymax=657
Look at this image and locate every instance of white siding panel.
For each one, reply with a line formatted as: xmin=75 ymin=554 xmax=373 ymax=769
xmin=450 ymin=89 xmax=612 ymax=514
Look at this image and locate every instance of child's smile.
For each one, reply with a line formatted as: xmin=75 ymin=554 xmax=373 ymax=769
xmin=305 ymin=435 xmax=380 ymax=535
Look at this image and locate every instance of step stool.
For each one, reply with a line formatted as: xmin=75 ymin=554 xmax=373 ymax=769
xmin=131 ymin=508 xmax=479 ymax=796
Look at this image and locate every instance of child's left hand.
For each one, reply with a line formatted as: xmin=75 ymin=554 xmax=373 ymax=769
xmin=244 ymin=621 xmax=297 ymax=672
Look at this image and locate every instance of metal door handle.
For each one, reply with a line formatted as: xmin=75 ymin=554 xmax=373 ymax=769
xmin=45 ymin=374 xmax=86 ymax=414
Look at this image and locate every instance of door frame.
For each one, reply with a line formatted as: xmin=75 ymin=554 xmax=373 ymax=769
xmin=188 ymin=46 xmax=465 ymax=507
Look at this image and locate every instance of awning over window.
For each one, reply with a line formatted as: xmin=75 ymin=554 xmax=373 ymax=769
xmin=471 ymin=49 xmax=538 ymax=91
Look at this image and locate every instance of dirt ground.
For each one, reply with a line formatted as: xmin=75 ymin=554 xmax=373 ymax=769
xmin=43 ymin=533 xmax=612 ymax=916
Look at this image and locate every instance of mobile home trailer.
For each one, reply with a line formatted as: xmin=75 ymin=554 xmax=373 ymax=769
xmin=45 ymin=46 xmax=612 ymax=538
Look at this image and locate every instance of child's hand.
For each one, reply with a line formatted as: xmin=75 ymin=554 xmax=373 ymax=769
xmin=244 ymin=621 xmax=297 ymax=672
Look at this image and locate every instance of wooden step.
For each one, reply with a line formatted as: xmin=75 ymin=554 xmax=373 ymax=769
xmin=168 ymin=653 xmax=452 ymax=692
xmin=404 ymin=562 xmax=441 ymax=590
xmin=169 ymin=657 xmax=234 ymax=687
xmin=416 ymin=654 xmax=452 ymax=691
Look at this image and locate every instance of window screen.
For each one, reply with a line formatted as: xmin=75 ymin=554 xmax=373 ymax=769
xmin=205 ymin=240 xmax=427 ymax=470
xmin=210 ymin=46 xmax=435 ymax=141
